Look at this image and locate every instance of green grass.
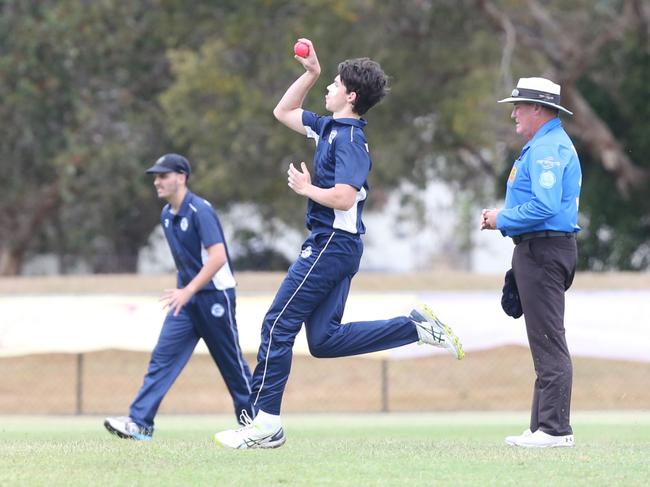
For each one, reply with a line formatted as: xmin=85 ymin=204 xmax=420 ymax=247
xmin=1 ymin=412 xmax=649 ymax=486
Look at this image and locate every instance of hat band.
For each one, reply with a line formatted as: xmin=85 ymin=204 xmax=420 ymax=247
xmin=511 ymin=87 xmax=560 ymax=105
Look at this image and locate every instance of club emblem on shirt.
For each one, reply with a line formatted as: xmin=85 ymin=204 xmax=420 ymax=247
xmin=180 ymin=217 xmax=189 ymax=231
xmin=301 ymin=246 xmax=312 ymax=259
xmin=508 ymin=166 xmax=517 ymax=183
xmin=539 ymin=171 xmax=557 ymax=189
xmin=211 ymin=303 xmax=225 ymax=317
xmin=328 ymin=130 xmax=337 ymax=144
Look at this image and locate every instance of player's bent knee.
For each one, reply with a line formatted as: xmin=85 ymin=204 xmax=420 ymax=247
xmin=308 ymin=343 xmax=336 ymax=358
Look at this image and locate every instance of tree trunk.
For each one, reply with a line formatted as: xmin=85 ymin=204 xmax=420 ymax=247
xmin=0 ymin=247 xmax=23 ymax=276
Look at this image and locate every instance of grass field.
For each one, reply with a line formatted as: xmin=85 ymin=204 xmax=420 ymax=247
xmin=2 ymin=412 xmax=649 ymax=486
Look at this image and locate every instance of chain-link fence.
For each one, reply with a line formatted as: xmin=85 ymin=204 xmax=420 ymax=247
xmin=2 ymin=273 xmax=649 ymax=415
xmin=2 ymin=347 xmax=648 ymax=415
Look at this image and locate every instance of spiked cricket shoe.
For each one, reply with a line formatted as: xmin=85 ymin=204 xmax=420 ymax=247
xmin=104 ymin=416 xmax=153 ymax=441
xmin=410 ymin=305 xmax=465 ymax=360
xmin=214 ymin=418 xmax=286 ymax=449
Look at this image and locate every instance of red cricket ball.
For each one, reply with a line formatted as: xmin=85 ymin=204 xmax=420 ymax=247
xmin=293 ymin=41 xmax=309 ymax=58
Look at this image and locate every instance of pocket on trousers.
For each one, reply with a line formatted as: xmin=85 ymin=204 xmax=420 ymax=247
xmin=528 ymin=239 xmax=547 ymax=267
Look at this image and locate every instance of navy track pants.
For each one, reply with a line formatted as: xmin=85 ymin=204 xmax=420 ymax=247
xmin=251 ymin=231 xmax=418 ymax=415
xmin=129 ymin=288 xmax=252 ymax=428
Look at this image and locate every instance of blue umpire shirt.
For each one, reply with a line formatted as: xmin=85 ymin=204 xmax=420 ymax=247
xmin=302 ymin=111 xmax=371 ymax=235
xmin=497 ymin=117 xmax=582 ymax=237
xmin=161 ymin=190 xmax=236 ymax=291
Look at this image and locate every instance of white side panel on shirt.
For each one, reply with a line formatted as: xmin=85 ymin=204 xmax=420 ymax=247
xmin=305 ymin=126 xmax=319 ymax=145
xmin=333 ymin=187 xmax=367 ymax=234
xmin=201 ymin=247 xmax=236 ymax=290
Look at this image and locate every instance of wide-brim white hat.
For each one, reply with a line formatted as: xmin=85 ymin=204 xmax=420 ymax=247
xmin=498 ymin=77 xmax=573 ymax=115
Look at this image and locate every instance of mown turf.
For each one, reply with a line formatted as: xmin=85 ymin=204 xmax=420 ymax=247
xmin=1 ymin=412 xmax=649 ymax=486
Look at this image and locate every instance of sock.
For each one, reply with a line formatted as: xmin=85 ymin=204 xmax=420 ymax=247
xmin=254 ymin=409 xmax=281 ymax=431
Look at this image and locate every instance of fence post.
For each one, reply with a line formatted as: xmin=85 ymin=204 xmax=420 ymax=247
xmin=75 ymin=353 xmax=83 ymax=415
xmin=381 ymin=358 xmax=389 ymax=412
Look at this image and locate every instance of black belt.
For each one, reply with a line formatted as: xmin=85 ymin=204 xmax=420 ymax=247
xmin=512 ymin=231 xmax=576 ymax=245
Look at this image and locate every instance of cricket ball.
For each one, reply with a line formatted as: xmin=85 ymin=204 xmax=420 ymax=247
xmin=293 ymin=41 xmax=309 ymax=58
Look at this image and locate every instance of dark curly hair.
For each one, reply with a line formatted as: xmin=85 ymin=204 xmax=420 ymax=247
xmin=337 ymin=58 xmax=389 ymax=116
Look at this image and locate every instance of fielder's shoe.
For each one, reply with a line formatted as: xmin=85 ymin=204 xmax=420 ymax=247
xmin=214 ymin=411 xmax=286 ymax=449
xmin=104 ymin=416 xmax=153 ymax=441
xmin=505 ymin=428 xmax=533 ymax=446
xmin=511 ymin=429 xmax=574 ymax=448
xmin=410 ymin=305 xmax=465 ymax=360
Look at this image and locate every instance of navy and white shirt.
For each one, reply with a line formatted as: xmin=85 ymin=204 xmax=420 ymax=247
xmin=302 ymin=111 xmax=371 ymax=235
xmin=497 ymin=117 xmax=582 ymax=237
xmin=161 ymin=190 xmax=236 ymax=291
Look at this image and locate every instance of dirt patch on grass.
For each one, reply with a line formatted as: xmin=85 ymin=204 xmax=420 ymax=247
xmin=1 ymin=346 xmax=647 ymax=415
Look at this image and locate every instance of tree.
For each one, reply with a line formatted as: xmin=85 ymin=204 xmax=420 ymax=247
xmin=2 ymin=0 xmax=648 ymax=273
xmin=0 ymin=1 xmax=74 ymax=274
xmin=476 ymin=0 xmax=650 ymax=269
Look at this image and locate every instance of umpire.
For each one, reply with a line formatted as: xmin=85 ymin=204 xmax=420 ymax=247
xmin=481 ymin=78 xmax=581 ymax=448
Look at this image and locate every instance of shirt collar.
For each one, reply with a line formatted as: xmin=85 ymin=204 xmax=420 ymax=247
xmin=331 ymin=117 xmax=367 ymax=128
xmin=524 ymin=117 xmax=561 ymax=150
xmin=173 ymin=190 xmax=194 ymax=217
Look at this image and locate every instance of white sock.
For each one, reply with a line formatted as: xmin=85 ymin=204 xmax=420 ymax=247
xmin=254 ymin=409 xmax=281 ymax=431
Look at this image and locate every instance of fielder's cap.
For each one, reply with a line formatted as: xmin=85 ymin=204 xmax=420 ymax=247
xmin=501 ymin=269 xmax=523 ymax=319
xmin=498 ymin=77 xmax=573 ymax=115
xmin=145 ymin=153 xmax=191 ymax=175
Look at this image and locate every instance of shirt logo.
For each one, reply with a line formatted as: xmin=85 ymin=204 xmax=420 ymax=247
xmin=508 ymin=166 xmax=517 ymax=184
xmin=210 ymin=303 xmax=225 ymax=318
xmin=180 ymin=217 xmax=189 ymax=231
xmin=536 ymin=156 xmax=559 ymax=170
xmin=300 ymin=246 xmax=312 ymax=259
xmin=539 ymin=171 xmax=557 ymax=189
xmin=328 ymin=130 xmax=337 ymax=144
xmin=164 ymin=218 xmax=170 ymax=228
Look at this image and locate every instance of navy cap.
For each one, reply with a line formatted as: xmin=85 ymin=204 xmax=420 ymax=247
xmin=146 ymin=153 xmax=191 ymax=176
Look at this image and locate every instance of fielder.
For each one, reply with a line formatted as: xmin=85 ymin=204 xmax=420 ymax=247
xmin=215 ymin=39 xmax=464 ymax=449
xmin=104 ymin=153 xmax=253 ymax=440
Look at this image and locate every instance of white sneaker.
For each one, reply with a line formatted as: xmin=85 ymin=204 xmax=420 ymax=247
xmin=511 ymin=429 xmax=574 ymax=448
xmin=214 ymin=411 xmax=286 ymax=449
xmin=505 ymin=428 xmax=533 ymax=446
xmin=410 ymin=306 xmax=464 ymax=360
xmin=104 ymin=416 xmax=153 ymax=440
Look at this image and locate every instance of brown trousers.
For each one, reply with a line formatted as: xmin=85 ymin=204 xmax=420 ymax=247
xmin=512 ymin=235 xmax=577 ymax=436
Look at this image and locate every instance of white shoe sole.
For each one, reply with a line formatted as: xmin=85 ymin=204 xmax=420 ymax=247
xmin=214 ymin=430 xmax=286 ymax=449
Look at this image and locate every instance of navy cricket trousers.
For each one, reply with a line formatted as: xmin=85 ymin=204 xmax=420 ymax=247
xmin=129 ymin=288 xmax=253 ymax=428
xmin=251 ymin=231 xmax=418 ymax=415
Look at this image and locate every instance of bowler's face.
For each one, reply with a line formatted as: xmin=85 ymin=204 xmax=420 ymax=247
xmin=511 ymin=102 xmax=536 ymax=139
xmin=153 ymin=172 xmax=181 ymax=200
xmin=325 ymin=75 xmax=349 ymax=113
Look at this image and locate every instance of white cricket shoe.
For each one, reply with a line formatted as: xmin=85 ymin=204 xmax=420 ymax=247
xmin=511 ymin=429 xmax=574 ymax=448
xmin=214 ymin=411 xmax=286 ymax=449
xmin=505 ymin=428 xmax=533 ymax=446
xmin=410 ymin=305 xmax=464 ymax=360
xmin=104 ymin=416 xmax=153 ymax=440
